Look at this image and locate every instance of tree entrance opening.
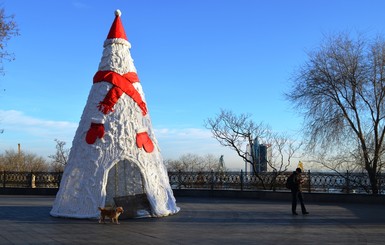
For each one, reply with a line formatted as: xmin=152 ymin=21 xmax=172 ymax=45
xmin=105 ymin=159 xmax=151 ymax=218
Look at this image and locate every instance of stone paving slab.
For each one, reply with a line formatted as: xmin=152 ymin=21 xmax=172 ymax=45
xmin=0 ymin=195 xmax=384 ymax=244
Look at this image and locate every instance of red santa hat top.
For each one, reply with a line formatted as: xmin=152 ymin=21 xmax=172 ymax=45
xmin=104 ymin=9 xmax=130 ymax=47
xmin=107 ymin=10 xmax=127 ymax=40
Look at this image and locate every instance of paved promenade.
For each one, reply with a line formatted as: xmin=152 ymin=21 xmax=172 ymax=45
xmin=0 ymin=195 xmax=384 ymax=244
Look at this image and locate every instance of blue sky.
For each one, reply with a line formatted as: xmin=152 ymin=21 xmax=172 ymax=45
xmin=1 ymin=0 xmax=385 ymax=170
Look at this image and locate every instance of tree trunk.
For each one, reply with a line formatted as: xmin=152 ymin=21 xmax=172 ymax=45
xmin=366 ymin=164 xmax=379 ymax=195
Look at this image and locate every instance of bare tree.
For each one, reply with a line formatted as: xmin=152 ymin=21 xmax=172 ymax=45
xmin=204 ymin=110 xmax=304 ymax=189
xmin=165 ymin=153 xmax=227 ymax=172
xmin=204 ymin=109 xmax=270 ymax=175
xmin=165 ymin=154 xmax=204 ymax=172
xmin=0 ymin=149 xmax=49 ymax=172
xmin=164 ymin=159 xmax=184 ymax=172
xmin=49 ymin=139 xmax=69 ymax=172
xmin=0 ymin=8 xmax=19 ymax=132
xmin=286 ymin=32 xmax=385 ymax=194
xmin=269 ymin=132 xmax=303 ymax=173
xmin=0 ymin=8 xmax=19 ymax=73
xmin=203 ymin=153 xmax=225 ymax=172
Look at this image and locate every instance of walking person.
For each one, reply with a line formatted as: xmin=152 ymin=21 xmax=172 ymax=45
xmin=290 ymin=168 xmax=309 ymax=215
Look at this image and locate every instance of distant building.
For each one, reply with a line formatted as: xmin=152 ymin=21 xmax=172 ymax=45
xmin=248 ymin=137 xmax=272 ymax=173
xmin=255 ymin=144 xmax=268 ymax=172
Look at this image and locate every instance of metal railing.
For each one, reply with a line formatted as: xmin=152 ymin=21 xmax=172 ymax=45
xmin=0 ymin=170 xmax=383 ymax=194
xmin=0 ymin=171 xmax=61 ymax=188
xmin=168 ymin=170 xmax=384 ymax=194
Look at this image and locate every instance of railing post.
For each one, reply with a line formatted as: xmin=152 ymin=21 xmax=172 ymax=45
xmin=307 ymin=170 xmax=311 ymax=193
xmin=31 ymin=172 xmax=36 ymax=188
xmin=2 ymin=171 xmax=5 ymax=188
xmin=178 ymin=170 xmax=182 ymax=189
xmin=57 ymin=172 xmax=62 ymax=188
xmin=210 ymin=170 xmax=214 ymax=190
xmin=377 ymin=172 xmax=380 ymax=195
xmin=240 ymin=170 xmax=244 ymax=191
xmin=346 ymin=170 xmax=350 ymax=194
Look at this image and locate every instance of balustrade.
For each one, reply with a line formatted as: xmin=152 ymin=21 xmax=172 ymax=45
xmin=0 ymin=170 xmax=383 ymax=194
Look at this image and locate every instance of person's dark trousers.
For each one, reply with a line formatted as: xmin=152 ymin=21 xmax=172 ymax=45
xmin=291 ymin=189 xmax=307 ymax=214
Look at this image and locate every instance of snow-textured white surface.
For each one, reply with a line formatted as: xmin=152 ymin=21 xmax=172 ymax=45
xmin=50 ymin=31 xmax=180 ymax=219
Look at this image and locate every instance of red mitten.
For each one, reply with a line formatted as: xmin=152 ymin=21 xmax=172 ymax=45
xmin=86 ymin=123 xmax=105 ymax=144
xmin=136 ymin=131 xmax=154 ymax=153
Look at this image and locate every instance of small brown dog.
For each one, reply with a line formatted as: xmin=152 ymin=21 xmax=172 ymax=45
xmin=98 ymin=206 xmax=124 ymax=224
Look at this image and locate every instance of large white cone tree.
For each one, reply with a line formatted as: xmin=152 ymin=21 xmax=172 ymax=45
xmin=50 ymin=10 xmax=180 ymax=219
